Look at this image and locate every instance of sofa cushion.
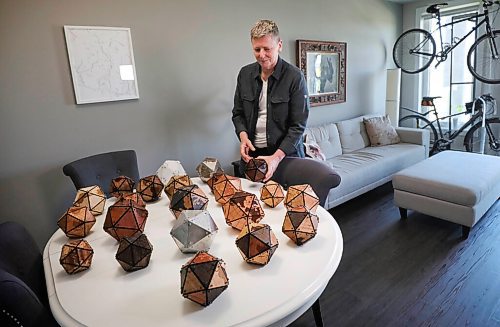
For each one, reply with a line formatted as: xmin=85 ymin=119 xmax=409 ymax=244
xmin=363 ymin=115 xmax=400 ymax=146
xmin=336 ymin=116 xmax=370 ymax=153
xmin=304 ymin=123 xmax=342 ymax=159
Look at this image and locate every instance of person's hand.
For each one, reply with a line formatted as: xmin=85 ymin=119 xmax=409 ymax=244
xmin=257 ymin=149 xmax=285 ymax=182
xmin=239 ymin=131 xmax=255 ymax=162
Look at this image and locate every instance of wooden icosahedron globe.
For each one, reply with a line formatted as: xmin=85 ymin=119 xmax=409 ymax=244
xmin=235 ymin=223 xmax=278 ymax=266
xmin=165 ymin=175 xmax=193 ymax=201
xmin=156 ymin=159 xmax=187 ymax=185
xmin=59 ymin=239 xmax=94 ymax=274
xmin=137 ymin=174 xmax=164 ymax=202
xmin=121 ymin=192 xmax=146 ymax=208
xmin=169 ymin=185 xmax=209 ymax=219
xmin=284 ymin=184 xmax=319 ymax=213
xmin=110 ymin=175 xmax=135 ymax=198
xmin=245 ymin=158 xmax=268 ymax=182
xmin=212 ymin=174 xmax=241 ymax=205
xmin=283 ymin=206 xmax=319 ymax=245
xmin=170 ymin=210 xmax=218 ymax=253
xmin=58 ymin=206 xmax=96 ymax=238
xmin=196 ymin=157 xmax=223 ymax=182
xmin=73 ymin=185 xmax=106 ymax=215
xmin=104 ymin=199 xmax=148 ymax=241
xmin=116 ymin=233 xmax=153 ymax=272
xmin=222 ymin=191 xmax=264 ymax=230
xmin=207 ymin=171 xmax=224 ymax=192
xmin=180 ymin=251 xmax=229 ymax=307
xmin=260 ymin=181 xmax=285 ymax=208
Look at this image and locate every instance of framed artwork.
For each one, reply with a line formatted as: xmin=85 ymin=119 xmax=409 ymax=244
xmin=296 ymin=40 xmax=346 ymax=106
xmin=64 ymin=26 xmax=140 ymax=104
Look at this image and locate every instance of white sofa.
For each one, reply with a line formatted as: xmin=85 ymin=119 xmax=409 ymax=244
xmin=304 ymin=115 xmax=430 ymax=210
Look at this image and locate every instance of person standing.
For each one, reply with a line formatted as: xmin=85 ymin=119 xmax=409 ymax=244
xmin=232 ymin=19 xmax=309 ymax=182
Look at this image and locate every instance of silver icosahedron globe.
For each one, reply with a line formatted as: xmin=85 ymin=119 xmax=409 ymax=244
xmin=170 ymin=210 xmax=218 ymax=253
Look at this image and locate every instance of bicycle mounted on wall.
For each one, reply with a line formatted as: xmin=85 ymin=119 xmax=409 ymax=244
xmin=393 ymin=0 xmax=500 ymax=84
xmin=399 ymin=94 xmax=500 ymax=156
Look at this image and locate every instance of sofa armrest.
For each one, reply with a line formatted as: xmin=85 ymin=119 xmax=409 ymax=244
xmin=396 ymin=127 xmax=430 ymax=157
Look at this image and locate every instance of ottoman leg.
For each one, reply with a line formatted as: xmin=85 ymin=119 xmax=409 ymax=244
xmin=399 ymin=207 xmax=407 ymax=219
xmin=462 ymin=226 xmax=470 ymax=239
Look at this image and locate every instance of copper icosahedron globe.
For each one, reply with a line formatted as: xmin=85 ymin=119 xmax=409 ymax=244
xmin=73 ymin=185 xmax=106 ymax=215
xmin=260 ymin=180 xmax=285 ymax=208
xmin=171 ymin=210 xmax=218 ymax=253
xmin=59 ymin=239 xmax=94 ymax=274
xmin=245 ymin=158 xmax=268 ymax=182
xmin=169 ymin=185 xmax=209 ymax=219
xmin=120 ymin=192 xmax=146 ymax=208
xmin=58 ymin=206 xmax=96 ymax=238
xmin=284 ymin=184 xmax=319 ymax=213
xmin=283 ymin=206 xmax=319 ymax=245
xmin=196 ymin=157 xmax=223 ymax=182
xmin=104 ymin=199 xmax=148 ymax=241
xmin=165 ymin=175 xmax=193 ymax=201
xmin=222 ymin=191 xmax=264 ymax=230
xmin=235 ymin=223 xmax=278 ymax=265
xmin=110 ymin=175 xmax=135 ymax=198
xmin=116 ymin=233 xmax=153 ymax=272
xmin=180 ymin=251 xmax=229 ymax=307
xmin=137 ymin=174 xmax=164 ymax=202
xmin=212 ymin=174 xmax=242 ymax=205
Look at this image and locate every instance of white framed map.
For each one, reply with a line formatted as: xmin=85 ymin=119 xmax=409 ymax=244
xmin=64 ymin=26 xmax=139 ymax=104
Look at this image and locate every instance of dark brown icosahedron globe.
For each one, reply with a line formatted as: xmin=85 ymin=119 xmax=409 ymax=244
xmin=284 ymin=184 xmax=320 ymax=213
xmin=110 ymin=175 xmax=135 ymax=198
xmin=73 ymin=185 xmax=106 ymax=215
xmin=103 ymin=199 xmax=148 ymax=241
xmin=260 ymin=181 xmax=285 ymax=208
xmin=116 ymin=233 xmax=153 ymax=272
xmin=282 ymin=206 xmax=319 ymax=245
xmin=137 ymin=174 xmax=164 ymax=202
xmin=245 ymin=158 xmax=268 ymax=182
xmin=58 ymin=206 xmax=96 ymax=238
xmin=235 ymin=223 xmax=278 ymax=265
xmin=169 ymin=185 xmax=209 ymax=219
xmin=59 ymin=239 xmax=94 ymax=274
xmin=165 ymin=175 xmax=193 ymax=201
xmin=222 ymin=191 xmax=264 ymax=230
xmin=180 ymin=251 xmax=229 ymax=307
xmin=212 ymin=174 xmax=242 ymax=205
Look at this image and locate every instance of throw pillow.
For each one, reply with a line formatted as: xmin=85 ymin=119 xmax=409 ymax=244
xmin=363 ymin=115 xmax=400 ymax=146
xmin=303 ymin=135 xmax=326 ymax=161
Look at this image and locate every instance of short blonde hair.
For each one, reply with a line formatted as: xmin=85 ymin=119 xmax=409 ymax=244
xmin=250 ymin=19 xmax=280 ymax=40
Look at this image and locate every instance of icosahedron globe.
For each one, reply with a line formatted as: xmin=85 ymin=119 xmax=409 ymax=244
xmin=137 ymin=174 xmax=164 ymax=202
xmin=165 ymin=175 xmax=193 ymax=201
xmin=222 ymin=191 xmax=264 ymax=230
xmin=196 ymin=157 xmax=223 ymax=182
xmin=245 ymin=158 xmax=268 ymax=182
xmin=170 ymin=210 xmax=218 ymax=253
xmin=169 ymin=185 xmax=209 ymax=219
xmin=73 ymin=185 xmax=106 ymax=215
xmin=212 ymin=174 xmax=242 ymax=204
xmin=116 ymin=233 xmax=153 ymax=272
xmin=180 ymin=251 xmax=229 ymax=307
xmin=58 ymin=206 xmax=96 ymax=238
xmin=120 ymin=192 xmax=146 ymax=208
xmin=110 ymin=175 xmax=135 ymax=198
xmin=59 ymin=239 xmax=94 ymax=274
xmin=104 ymin=199 xmax=148 ymax=241
xmin=284 ymin=184 xmax=319 ymax=213
xmin=282 ymin=206 xmax=319 ymax=245
xmin=235 ymin=223 xmax=278 ymax=265
xmin=156 ymin=160 xmax=187 ymax=185
xmin=260 ymin=181 xmax=285 ymax=208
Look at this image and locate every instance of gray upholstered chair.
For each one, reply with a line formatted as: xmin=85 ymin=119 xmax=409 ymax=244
xmin=63 ymin=150 xmax=140 ymax=197
xmin=0 ymin=221 xmax=59 ymax=327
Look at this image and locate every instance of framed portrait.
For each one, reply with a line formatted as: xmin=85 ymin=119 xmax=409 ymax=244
xmin=64 ymin=26 xmax=140 ymax=104
xmin=296 ymin=40 xmax=346 ymax=106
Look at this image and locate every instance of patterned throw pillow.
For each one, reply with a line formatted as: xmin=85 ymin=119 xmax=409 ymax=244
xmin=363 ymin=115 xmax=400 ymax=146
xmin=303 ymin=135 xmax=326 ymax=161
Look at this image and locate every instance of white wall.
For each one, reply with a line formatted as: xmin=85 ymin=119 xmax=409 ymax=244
xmin=0 ymin=0 xmax=402 ymax=246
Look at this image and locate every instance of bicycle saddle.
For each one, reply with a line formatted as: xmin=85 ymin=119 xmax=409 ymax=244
xmin=421 ymin=96 xmax=441 ymax=106
xmin=426 ymin=3 xmax=448 ymax=14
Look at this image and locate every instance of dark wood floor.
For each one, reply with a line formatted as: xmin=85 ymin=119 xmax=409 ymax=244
xmin=290 ymin=183 xmax=500 ymax=327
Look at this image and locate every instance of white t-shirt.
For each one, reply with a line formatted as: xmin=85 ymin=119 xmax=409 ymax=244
xmin=254 ymin=79 xmax=268 ymax=148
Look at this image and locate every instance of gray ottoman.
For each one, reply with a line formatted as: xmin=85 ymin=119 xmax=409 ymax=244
xmin=392 ymin=151 xmax=500 ymax=238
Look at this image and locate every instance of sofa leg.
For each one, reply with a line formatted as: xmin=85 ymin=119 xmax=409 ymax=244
xmin=462 ymin=226 xmax=470 ymax=239
xmin=399 ymin=207 xmax=407 ymax=219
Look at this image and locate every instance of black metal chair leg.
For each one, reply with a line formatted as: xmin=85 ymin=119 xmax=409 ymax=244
xmin=312 ymin=298 xmax=324 ymax=327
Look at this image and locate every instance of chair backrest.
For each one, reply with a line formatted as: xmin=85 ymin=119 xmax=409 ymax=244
xmin=63 ymin=150 xmax=140 ymax=196
xmin=0 ymin=221 xmax=58 ymax=326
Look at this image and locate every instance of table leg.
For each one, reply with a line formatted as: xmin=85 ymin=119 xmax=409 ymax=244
xmin=312 ymin=298 xmax=323 ymax=327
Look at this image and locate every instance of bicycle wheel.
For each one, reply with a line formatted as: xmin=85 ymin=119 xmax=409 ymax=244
xmin=393 ymin=29 xmax=436 ymax=74
xmin=464 ymin=117 xmax=500 ymax=156
xmin=399 ymin=115 xmax=439 ymax=156
xmin=467 ymin=30 xmax=500 ymax=84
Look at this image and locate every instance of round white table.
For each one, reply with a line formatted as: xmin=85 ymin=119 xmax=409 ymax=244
xmin=44 ymin=178 xmax=343 ymax=327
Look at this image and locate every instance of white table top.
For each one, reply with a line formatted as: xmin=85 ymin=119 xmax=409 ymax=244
xmin=44 ymin=178 xmax=343 ymax=327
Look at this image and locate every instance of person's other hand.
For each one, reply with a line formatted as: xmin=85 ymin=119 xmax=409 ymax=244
xmin=239 ymin=132 xmax=255 ymax=162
